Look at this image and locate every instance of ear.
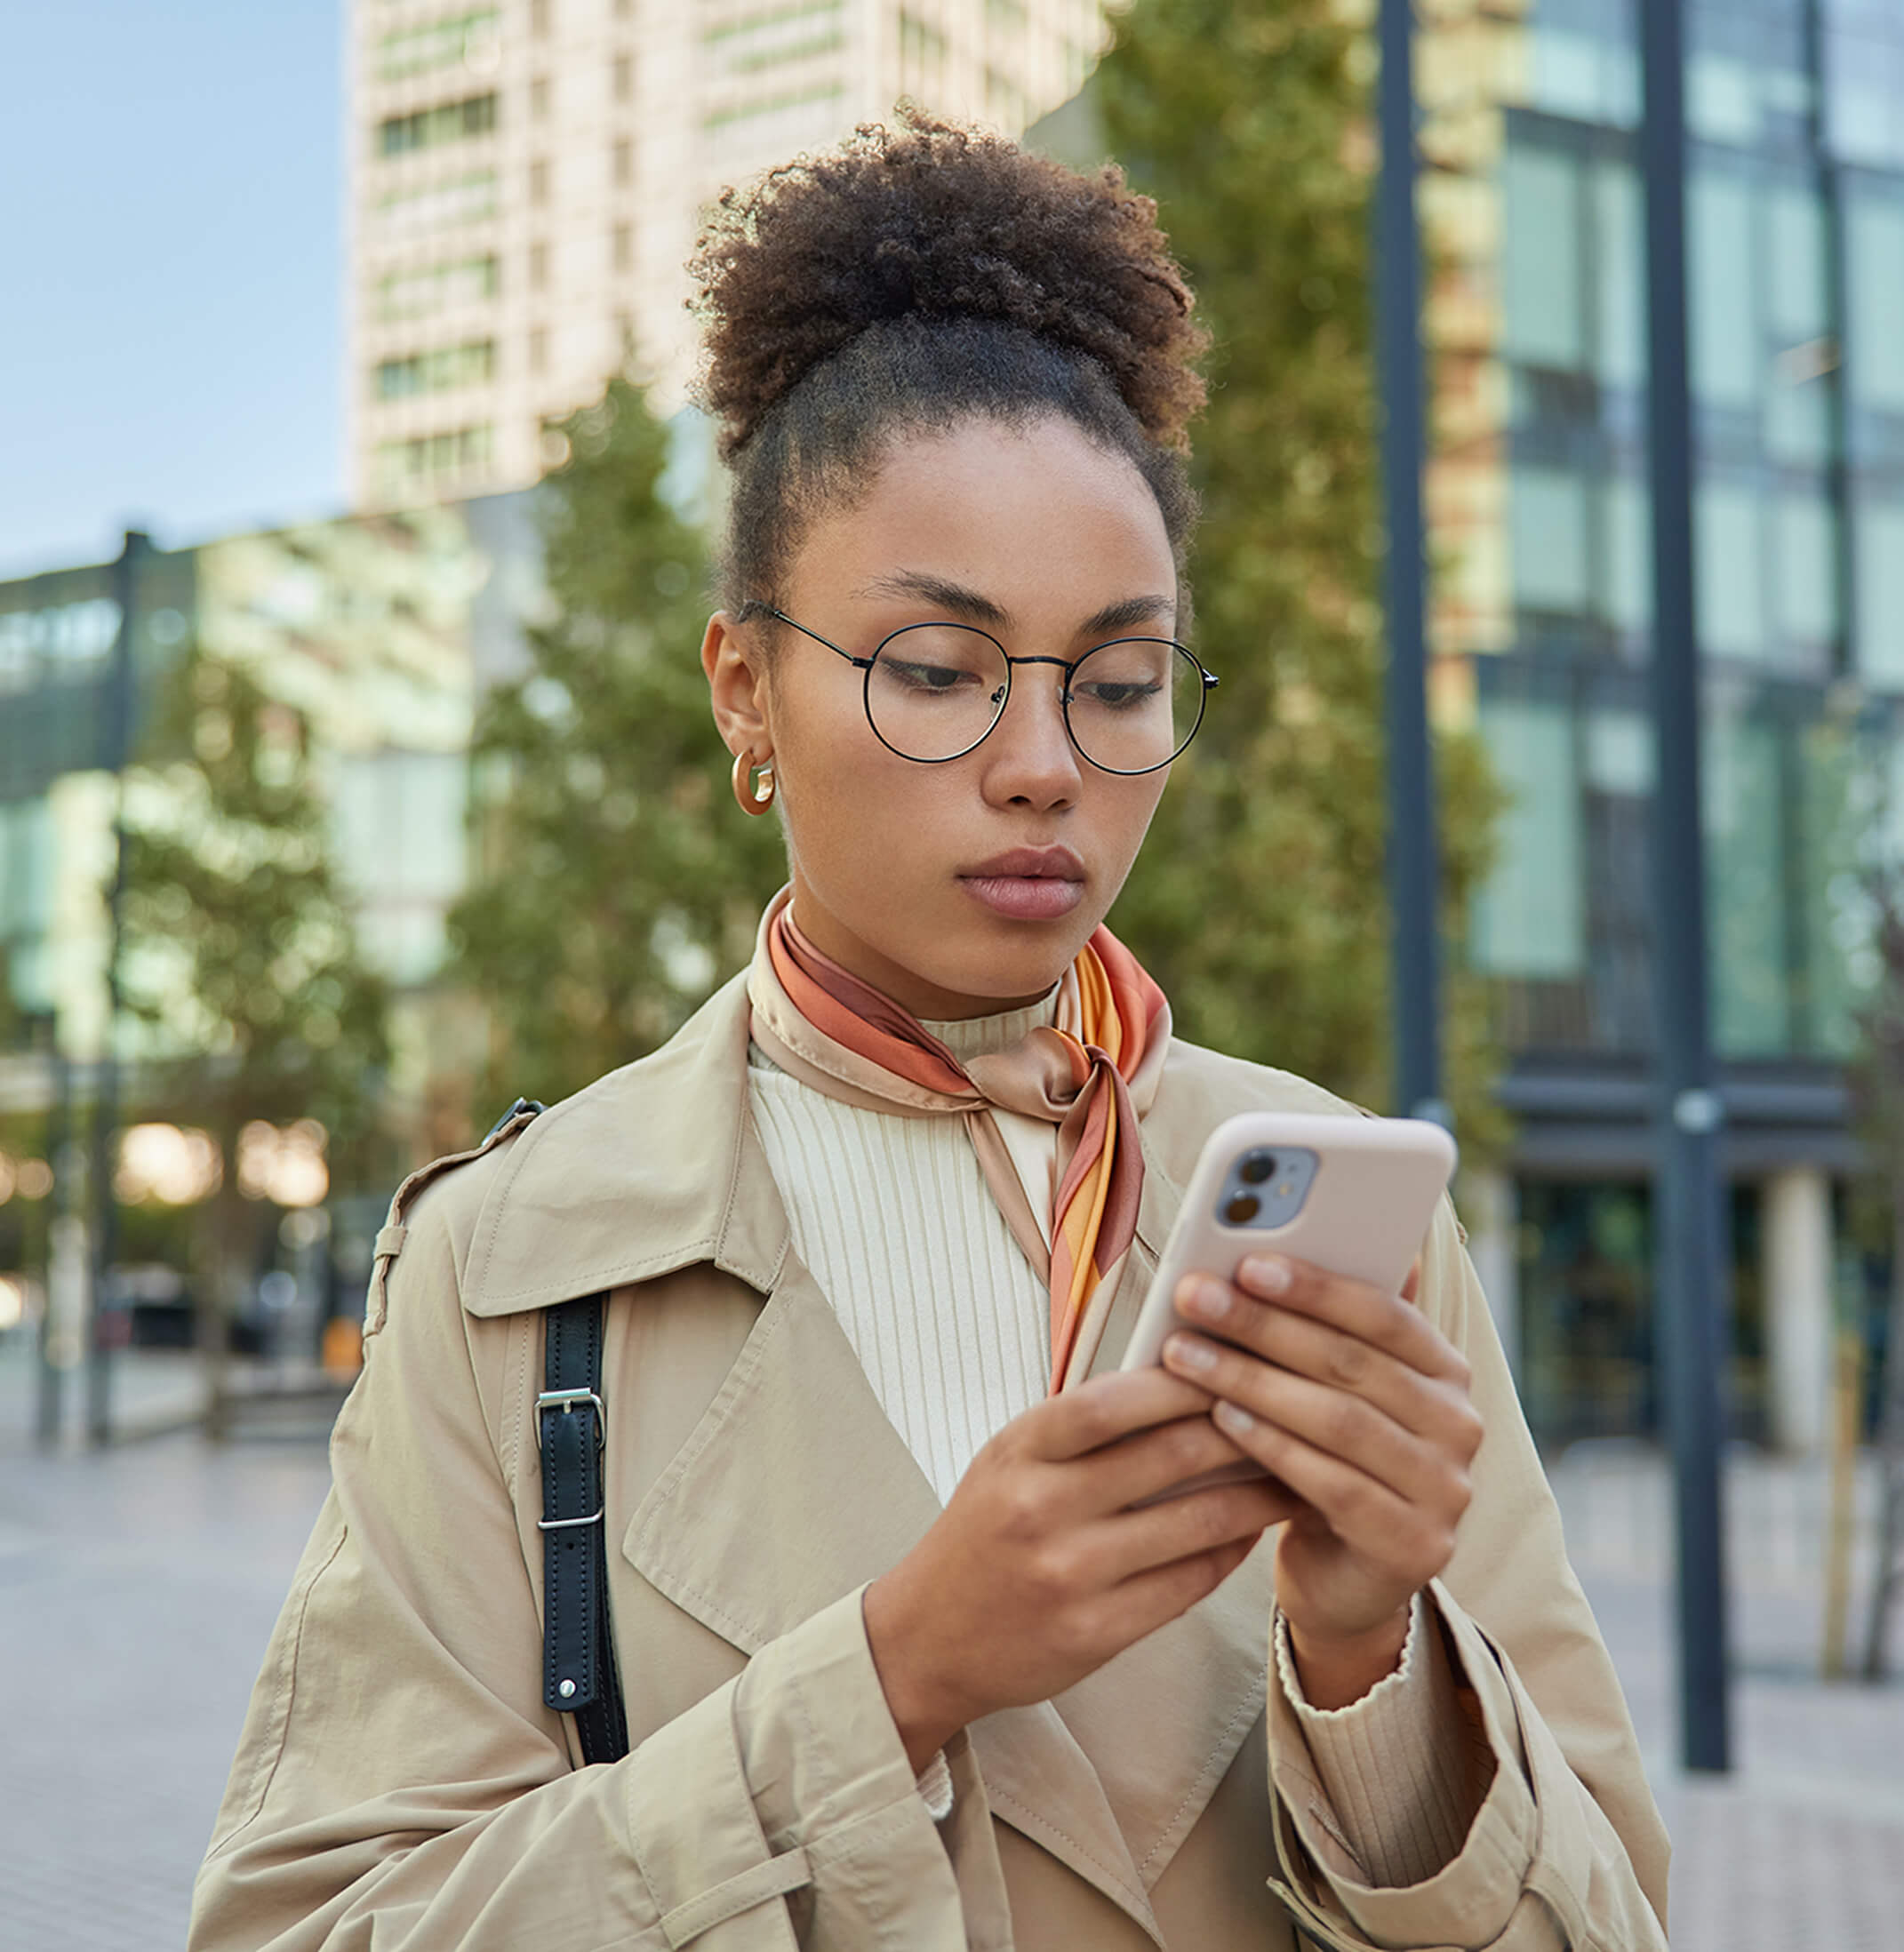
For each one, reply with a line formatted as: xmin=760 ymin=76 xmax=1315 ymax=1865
xmin=702 ymin=611 xmax=772 ymax=759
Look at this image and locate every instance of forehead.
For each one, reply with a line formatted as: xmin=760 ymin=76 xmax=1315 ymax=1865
xmin=788 ymin=415 xmax=1176 ymax=623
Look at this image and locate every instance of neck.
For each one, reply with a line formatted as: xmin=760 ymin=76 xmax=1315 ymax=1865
xmin=787 ymin=875 xmax=1063 ymax=1020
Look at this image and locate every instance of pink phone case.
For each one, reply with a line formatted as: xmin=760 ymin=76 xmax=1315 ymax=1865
xmin=1119 ymin=1111 xmax=1457 ymax=1500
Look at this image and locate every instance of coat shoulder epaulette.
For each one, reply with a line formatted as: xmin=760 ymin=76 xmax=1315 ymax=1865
xmin=364 ymin=1099 xmax=544 ymax=1337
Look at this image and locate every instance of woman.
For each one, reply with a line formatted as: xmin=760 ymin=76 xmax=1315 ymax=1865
xmin=191 ymin=118 xmax=1668 ymax=1950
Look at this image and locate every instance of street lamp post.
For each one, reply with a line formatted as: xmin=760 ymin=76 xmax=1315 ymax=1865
xmin=1374 ymin=0 xmax=1445 ymax=1129
xmin=84 ymin=528 xmax=148 ymax=1447
xmin=1638 ymin=0 xmax=1732 ymax=1773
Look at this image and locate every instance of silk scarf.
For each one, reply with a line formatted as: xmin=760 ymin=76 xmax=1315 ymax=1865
xmin=747 ymin=886 xmax=1172 ymax=1391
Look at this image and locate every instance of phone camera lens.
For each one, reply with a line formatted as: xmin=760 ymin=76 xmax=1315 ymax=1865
xmin=1238 ymin=1150 xmax=1276 ymax=1185
xmin=1224 ymin=1191 xmax=1261 ymax=1225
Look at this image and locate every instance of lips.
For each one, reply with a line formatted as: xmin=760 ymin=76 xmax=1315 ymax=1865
xmin=957 ymin=845 xmax=1086 ymax=921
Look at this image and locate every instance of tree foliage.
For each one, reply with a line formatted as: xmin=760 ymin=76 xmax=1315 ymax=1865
xmin=1092 ymin=0 xmax=1503 ymax=1136
xmin=123 ymin=648 xmax=392 ymax=1176
xmin=448 ymin=382 xmax=786 ymax=1108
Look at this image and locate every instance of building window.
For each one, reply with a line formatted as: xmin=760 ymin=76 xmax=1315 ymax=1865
xmin=1689 ymin=168 xmax=1759 ymax=410
xmin=531 ymin=75 xmax=550 ymax=119
xmin=375 ymin=169 xmax=498 ymax=236
xmin=530 ymin=156 xmax=550 ymax=204
xmin=375 ymin=254 xmax=500 ymax=322
xmin=377 ymin=92 xmax=499 ymax=158
xmin=1855 ymin=503 xmax=1904 ymax=685
xmin=376 ymin=9 xmax=499 ymax=84
xmin=1510 ymin=467 xmax=1591 ymax=615
xmin=529 ymin=325 xmax=548 ymax=372
xmin=899 ymin=9 xmax=948 ymax=68
xmin=531 ymin=0 xmax=551 ymax=37
xmin=1847 ymin=188 xmax=1904 ymax=416
xmin=1503 ymin=145 xmax=1582 ymax=372
xmin=701 ymin=80 xmax=844 ymax=134
xmin=612 ymin=137 xmax=632 ymax=186
xmin=1470 ymin=696 xmax=1584 ymax=980
xmin=613 ymin=52 xmax=633 ymax=102
xmin=530 ymin=239 xmax=549 ymax=290
xmin=374 ymin=340 xmax=498 ymax=401
xmin=612 ymin=223 xmax=631 ymax=273
xmin=375 ymin=424 xmax=494 ymax=493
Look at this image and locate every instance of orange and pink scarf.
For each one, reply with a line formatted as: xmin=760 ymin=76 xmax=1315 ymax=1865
xmin=747 ymin=887 xmax=1171 ymax=1391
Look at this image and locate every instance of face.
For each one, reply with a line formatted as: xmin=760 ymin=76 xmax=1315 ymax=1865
xmin=703 ymin=413 xmax=1180 ymax=1019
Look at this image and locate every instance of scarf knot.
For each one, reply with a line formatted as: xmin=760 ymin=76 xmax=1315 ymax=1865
xmin=747 ymin=888 xmax=1171 ymax=1390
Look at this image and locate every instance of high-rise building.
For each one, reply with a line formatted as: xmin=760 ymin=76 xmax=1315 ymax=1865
xmin=347 ymin=0 xmax=1111 ymax=511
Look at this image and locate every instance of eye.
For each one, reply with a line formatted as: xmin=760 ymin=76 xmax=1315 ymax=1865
xmin=883 ymin=656 xmax=980 ymax=694
xmin=1071 ymin=676 xmax=1163 ymax=711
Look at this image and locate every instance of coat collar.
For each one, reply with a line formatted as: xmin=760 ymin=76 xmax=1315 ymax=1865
xmin=463 ymin=972 xmax=1276 ymax=1935
xmin=460 ymin=973 xmax=788 ymax=1316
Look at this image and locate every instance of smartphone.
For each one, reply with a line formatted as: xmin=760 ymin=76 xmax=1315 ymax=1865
xmin=1119 ymin=1111 xmax=1457 ymax=1497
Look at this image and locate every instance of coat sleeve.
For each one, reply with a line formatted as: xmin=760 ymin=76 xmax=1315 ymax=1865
xmin=1262 ymin=1199 xmax=1672 ymax=1952
xmin=188 ymin=1172 xmax=967 ymax=1952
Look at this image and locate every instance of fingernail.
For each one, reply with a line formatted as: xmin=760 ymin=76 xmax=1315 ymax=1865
xmin=1166 ymin=1334 xmax=1217 ymax=1373
xmin=1245 ymin=1255 xmax=1292 ymax=1295
xmin=1213 ymin=1400 xmax=1256 ymax=1436
xmin=1180 ymin=1277 xmax=1231 ymax=1322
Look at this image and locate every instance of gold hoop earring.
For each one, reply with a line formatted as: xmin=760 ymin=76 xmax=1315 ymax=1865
xmin=731 ymin=748 xmax=776 ymax=815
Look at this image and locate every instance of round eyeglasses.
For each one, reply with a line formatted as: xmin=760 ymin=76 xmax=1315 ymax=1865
xmin=743 ymin=604 xmax=1218 ymax=775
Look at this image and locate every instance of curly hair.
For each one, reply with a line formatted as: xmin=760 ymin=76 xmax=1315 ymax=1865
xmin=689 ymin=112 xmax=1208 ymax=620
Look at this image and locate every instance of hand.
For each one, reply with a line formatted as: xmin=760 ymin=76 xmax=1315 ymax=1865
xmin=1161 ymin=1253 xmax=1484 ymax=1708
xmin=863 ymin=1368 xmax=1301 ymax=1772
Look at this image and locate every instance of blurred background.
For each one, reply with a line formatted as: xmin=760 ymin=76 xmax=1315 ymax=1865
xmin=4 ymin=1 xmax=1903 ymax=1946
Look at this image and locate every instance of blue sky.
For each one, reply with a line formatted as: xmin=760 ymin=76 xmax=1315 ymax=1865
xmin=1 ymin=1 xmax=343 ymax=578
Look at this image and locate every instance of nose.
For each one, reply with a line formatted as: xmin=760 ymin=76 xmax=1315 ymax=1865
xmin=980 ymin=664 xmax=1083 ymax=808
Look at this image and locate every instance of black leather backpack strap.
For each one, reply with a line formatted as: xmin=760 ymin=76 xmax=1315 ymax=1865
xmin=540 ymin=1292 xmax=629 ymax=1764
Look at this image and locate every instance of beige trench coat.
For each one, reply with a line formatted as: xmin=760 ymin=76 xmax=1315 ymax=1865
xmin=190 ymin=974 xmax=1670 ymax=1951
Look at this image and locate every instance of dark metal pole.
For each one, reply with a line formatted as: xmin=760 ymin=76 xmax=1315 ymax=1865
xmin=1374 ymin=0 xmax=1444 ymax=1125
xmin=1638 ymin=0 xmax=1732 ymax=1773
xmin=34 ymin=1042 xmax=72 ymax=1450
xmin=85 ymin=530 xmax=146 ymax=1446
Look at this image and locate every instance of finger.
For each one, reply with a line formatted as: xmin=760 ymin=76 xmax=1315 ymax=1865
xmin=1172 ymin=1284 xmax=1479 ymax=1447
xmin=1223 ymin=1256 xmax=1468 ymax=1384
xmin=1089 ymin=1476 xmax=1300 ymax=1583
xmin=1164 ymin=1332 xmax=1476 ymax=1500
xmin=1210 ymin=1400 xmax=1461 ymax=1588
xmin=1095 ymin=1528 xmax=1267 ymax=1643
xmin=1073 ymin=1412 xmax=1260 ymax=1515
xmin=1030 ymin=1367 xmax=1218 ymax=1462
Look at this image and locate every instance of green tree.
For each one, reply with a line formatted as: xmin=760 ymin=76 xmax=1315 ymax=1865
xmin=1092 ymin=0 xmax=1503 ymax=1137
xmin=448 ymin=380 xmax=785 ymax=1108
xmin=123 ymin=648 xmax=391 ymax=1406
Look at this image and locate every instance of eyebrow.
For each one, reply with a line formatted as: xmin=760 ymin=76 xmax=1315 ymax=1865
xmin=852 ymin=572 xmax=1177 ymax=641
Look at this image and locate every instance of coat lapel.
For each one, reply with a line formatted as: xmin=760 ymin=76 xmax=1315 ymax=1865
xmin=1055 ymin=1127 xmax=1278 ymax=1891
xmin=621 ymin=1241 xmax=1164 ymax=1942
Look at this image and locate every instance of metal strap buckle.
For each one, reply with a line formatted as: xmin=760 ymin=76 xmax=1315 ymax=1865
xmin=537 ymin=1386 xmax=605 ymax=1449
xmin=537 ymin=1507 xmax=604 ymax=1532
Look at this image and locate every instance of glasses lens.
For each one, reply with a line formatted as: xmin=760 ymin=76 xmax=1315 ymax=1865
xmin=866 ymin=624 xmax=1011 ymax=762
xmin=1066 ymin=639 xmax=1205 ymax=773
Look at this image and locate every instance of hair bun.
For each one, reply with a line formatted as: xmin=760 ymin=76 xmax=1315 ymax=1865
xmin=691 ymin=111 xmax=1205 ymax=458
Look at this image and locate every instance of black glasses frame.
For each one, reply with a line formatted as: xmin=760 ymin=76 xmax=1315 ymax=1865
xmin=739 ymin=602 xmax=1218 ymax=776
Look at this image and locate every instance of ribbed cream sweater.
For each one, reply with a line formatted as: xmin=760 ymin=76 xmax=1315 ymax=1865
xmin=747 ymin=1005 xmax=1481 ymax=1887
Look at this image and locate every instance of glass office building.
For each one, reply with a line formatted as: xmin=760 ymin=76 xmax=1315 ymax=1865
xmin=1453 ymin=0 xmax=1904 ymax=1442
xmin=0 ymin=494 xmax=540 ymax=1102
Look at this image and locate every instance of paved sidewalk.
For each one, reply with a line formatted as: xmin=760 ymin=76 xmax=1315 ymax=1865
xmin=1549 ymin=1444 xmax=1904 ymax=1952
xmin=4 ymin=1347 xmax=1902 ymax=1948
